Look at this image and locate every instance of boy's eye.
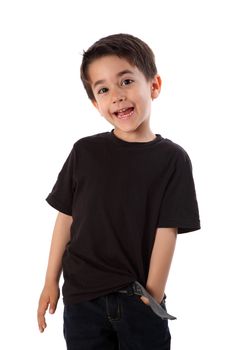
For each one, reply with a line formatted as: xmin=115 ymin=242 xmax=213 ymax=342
xmin=122 ymin=79 xmax=134 ymax=86
xmin=97 ymin=79 xmax=134 ymax=95
xmin=98 ymin=87 xmax=108 ymax=94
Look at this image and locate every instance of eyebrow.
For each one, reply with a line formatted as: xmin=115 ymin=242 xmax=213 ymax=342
xmin=93 ymin=69 xmax=134 ymax=89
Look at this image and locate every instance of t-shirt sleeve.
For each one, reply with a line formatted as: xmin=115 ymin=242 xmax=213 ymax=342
xmin=157 ymin=149 xmax=201 ymax=234
xmin=45 ymin=145 xmax=77 ymax=216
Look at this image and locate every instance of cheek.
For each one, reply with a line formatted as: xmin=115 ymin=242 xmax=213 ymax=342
xmin=95 ymin=100 xmax=106 ymax=114
xmin=135 ymin=90 xmax=150 ymax=108
xmin=133 ymin=84 xmax=150 ymax=100
xmin=98 ymin=104 xmax=112 ymax=118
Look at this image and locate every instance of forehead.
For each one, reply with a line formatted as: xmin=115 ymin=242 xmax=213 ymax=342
xmin=88 ymin=55 xmax=141 ymax=88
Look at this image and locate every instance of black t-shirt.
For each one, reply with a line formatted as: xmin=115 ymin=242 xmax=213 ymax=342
xmin=46 ymin=129 xmax=201 ymax=304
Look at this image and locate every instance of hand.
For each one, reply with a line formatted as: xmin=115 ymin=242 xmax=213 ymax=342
xmin=140 ymin=293 xmax=164 ymax=305
xmin=37 ymin=282 xmax=60 ymax=333
xmin=140 ymin=296 xmax=150 ymax=305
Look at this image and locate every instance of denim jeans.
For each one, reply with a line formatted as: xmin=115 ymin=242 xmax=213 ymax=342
xmin=63 ymin=283 xmax=171 ymax=350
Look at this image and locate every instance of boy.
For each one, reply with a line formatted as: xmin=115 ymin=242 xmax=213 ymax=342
xmin=37 ymin=33 xmax=200 ymax=349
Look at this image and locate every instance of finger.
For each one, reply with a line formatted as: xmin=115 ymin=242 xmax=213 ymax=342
xmin=140 ymin=296 xmax=150 ymax=305
xmin=49 ymin=299 xmax=58 ymax=314
xmin=37 ymin=310 xmax=47 ymax=333
xmin=38 ymin=319 xmax=47 ymax=333
xmin=37 ymin=301 xmax=48 ymax=332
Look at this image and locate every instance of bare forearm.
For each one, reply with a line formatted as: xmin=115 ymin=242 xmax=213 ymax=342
xmin=45 ymin=212 xmax=73 ymax=284
xmin=146 ymin=227 xmax=177 ymax=303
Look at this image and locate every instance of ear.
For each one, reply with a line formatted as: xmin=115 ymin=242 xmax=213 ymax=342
xmin=151 ymin=74 xmax=162 ymax=100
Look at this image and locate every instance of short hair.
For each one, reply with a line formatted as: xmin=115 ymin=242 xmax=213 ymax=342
xmin=80 ymin=33 xmax=157 ymax=101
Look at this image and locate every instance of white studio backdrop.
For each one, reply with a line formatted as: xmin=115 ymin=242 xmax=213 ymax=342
xmin=0 ymin=0 xmax=232 ymax=349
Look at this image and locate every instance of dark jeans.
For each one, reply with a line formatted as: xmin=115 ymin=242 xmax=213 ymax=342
xmin=63 ymin=287 xmax=171 ymax=350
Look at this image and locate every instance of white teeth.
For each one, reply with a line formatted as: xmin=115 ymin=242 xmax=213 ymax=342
xmin=116 ymin=108 xmax=134 ymax=119
xmin=117 ymin=107 xmax=132 ymax=113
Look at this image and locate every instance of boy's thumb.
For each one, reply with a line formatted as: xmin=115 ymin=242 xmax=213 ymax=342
xmin=49 ymin=302 xmax=57 ymax=314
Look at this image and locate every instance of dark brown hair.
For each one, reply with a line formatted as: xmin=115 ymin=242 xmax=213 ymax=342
xmin=80 ymin=33 xmax=157 ymax=101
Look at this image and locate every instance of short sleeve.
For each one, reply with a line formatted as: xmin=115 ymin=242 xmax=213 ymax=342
xmin=157 ymin=149 xmax=201 ymax=234
xmin=45 ymin=145 xmax=77 ymax=215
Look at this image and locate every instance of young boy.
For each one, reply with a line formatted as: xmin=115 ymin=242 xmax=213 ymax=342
xmin=37 ymin=33 xmax=200 ymax=349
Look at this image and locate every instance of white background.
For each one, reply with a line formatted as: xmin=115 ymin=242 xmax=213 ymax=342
xmin=0 ymin=0 xmax=232 ymax=349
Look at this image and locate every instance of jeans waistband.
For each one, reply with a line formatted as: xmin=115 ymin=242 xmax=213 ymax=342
xmin=117 ymin=280 xmax=176 ymax=321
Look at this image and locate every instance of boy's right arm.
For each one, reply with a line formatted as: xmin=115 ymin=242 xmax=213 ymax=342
xmin=37 ymin=211 xmax=73 ymax=333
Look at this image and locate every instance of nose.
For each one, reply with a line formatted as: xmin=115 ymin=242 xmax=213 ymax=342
xmin=112 ymin=87 xmax=126 ymax=104
xmin=113 ymin=97 xmax=125 ymax=104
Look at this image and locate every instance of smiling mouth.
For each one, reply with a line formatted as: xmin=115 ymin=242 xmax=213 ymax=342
xmin=114 ymin=107 xmax=134 ymax=119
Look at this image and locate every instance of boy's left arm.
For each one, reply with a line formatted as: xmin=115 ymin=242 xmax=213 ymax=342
xmin=141 ymin=227 xmax=177 ymax=305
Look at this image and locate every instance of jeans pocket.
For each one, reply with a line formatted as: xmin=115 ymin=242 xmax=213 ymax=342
xmin=135 ymin=293 xmax=168 ymax=313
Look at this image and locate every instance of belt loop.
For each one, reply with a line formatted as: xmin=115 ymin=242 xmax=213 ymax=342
xmin=127 ymin=284 xmax=135 ymax=296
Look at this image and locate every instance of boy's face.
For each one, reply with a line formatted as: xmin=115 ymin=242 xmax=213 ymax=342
xmin=88 ymin=55 xmax=161 ymax=137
